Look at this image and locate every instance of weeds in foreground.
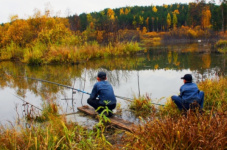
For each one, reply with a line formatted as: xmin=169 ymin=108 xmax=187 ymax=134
xmin=122 ymin=112 xmax=227 ymax=149
xmin=35 ymin=102 xmax=58 ymax=122
xmin=94 ymin=105 xmax=114 ymax=147
xmin=0 ymin=112 xmax=113 ymax=149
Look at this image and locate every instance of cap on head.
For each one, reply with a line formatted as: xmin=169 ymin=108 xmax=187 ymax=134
xmin=181 ymin=74 xmax=192 ymax=82
xmin=97 ymin=71 xmax=106 ymax=80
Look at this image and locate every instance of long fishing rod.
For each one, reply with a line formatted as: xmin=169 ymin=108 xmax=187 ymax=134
xmin=21 ymin=76 xmax=164 ymax=106
xmin=23 ymin=76 xmax=91 ymax=95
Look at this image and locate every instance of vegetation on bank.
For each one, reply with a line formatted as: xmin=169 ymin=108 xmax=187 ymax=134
xmin=0 ymin=77 xmax=226 ymax=149
xmin=215 ymin=39 xmax=227 ymax=53
xmin=1 ymin=0 xmax=227 ymax=64
xmin=0 ymin=12 xmax=141 ymax=65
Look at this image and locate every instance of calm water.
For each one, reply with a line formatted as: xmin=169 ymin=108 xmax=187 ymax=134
xmin=0 ymin=43 xmax=226 ymax=125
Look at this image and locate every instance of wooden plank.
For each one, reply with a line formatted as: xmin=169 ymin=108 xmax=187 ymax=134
xmin=77 ymin=105 xmax=136 ymax=132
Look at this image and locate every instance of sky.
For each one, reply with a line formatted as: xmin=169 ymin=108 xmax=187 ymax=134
xmin=0 ymin=0 xmax=220 ymax=24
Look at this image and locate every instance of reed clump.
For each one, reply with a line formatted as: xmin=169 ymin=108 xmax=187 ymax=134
xmin=198 ymin=77 xmax=227 ymax=114
xmin=22 ymin=41 xmax=141 ymax=65
xmin=129 ymin=94 xmax=156 ymax=117
xmin=122 ymin=112 xmax=227 ymax=149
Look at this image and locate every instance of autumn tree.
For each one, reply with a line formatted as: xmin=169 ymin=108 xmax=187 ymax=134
xmin=173 ymin=10 xmax=180 ymax=28
xmin=120 ymin=8 xmax=124 ymax=15
xmin=107 ymin=8 xmax=115 ymax=20
xmin=139 ymin=16 xmax=144 ymax=28
xmin=201 ymin=6 xmax=211 ymax=29
xmin=6 ymin=19 xmax=31 ymax=47
xmin=152 ymin=6 xmax=158 ymax=13
xmin=167 ymin=13 xmax=171 ymax=29
xmin=125 ymin=8 xmax=130 ymax=15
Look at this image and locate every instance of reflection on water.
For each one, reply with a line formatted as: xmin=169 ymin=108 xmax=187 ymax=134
xmin=0 ymin=44 xmax=226 ymax=125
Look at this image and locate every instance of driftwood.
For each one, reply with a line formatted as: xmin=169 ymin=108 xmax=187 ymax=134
xmin=78 ymin=105 xmax=136 ymax=132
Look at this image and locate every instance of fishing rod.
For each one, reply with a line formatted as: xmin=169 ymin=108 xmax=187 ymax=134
xmin=21 ymin=76 xmax=164 ymax=106
xmin=23 ymin=76 xmax=91 ymax=95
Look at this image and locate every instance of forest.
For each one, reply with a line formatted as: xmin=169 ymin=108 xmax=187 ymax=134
xmin=0 ymin=1 xmax=226 ymax=64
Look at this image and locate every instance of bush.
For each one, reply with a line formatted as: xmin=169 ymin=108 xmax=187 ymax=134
xmin=215 ymin=40 xmax=227 ymax=53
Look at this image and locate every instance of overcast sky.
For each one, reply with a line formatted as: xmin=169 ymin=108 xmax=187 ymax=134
xmin=1 ymin=0 xmax=220 ymax=24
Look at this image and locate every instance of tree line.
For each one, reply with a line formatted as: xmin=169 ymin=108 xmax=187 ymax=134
xmin=68 ymin=1 xmax=226 ymax=33
xmin=0 ymin=1 xmax=226 ymax=64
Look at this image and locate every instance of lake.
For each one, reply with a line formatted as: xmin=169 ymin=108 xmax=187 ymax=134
xmin=0 ymin=42 xmax=226 ymax=126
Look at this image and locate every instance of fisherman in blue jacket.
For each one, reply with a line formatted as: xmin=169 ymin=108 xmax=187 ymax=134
xmin=171 ymin=74 xmax=204 ymax=111
xmin=87 ymin=71 xmax=116 ymax=116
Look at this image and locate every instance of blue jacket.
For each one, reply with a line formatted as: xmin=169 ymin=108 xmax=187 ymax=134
xmin=90 ymin=80 xmax=116 ymax=105
xmin=179 ymin=82 xmax=200 ymax=103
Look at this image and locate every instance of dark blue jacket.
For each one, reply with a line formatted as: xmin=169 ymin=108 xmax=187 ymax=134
xmin=90 ymin=80 xmax=116 ymax=105
xmin=179 ymin=82 xmax=200 ymax=103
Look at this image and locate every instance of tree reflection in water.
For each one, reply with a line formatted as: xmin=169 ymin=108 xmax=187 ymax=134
xmin=0 ymin=46 xmax=226 ymax=125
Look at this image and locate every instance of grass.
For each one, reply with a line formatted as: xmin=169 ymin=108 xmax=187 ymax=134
xmin=198 ymin=77 xmax=227 ymax=113
xmin=129 ymin=94 xmax=156 ymax=117
xmin=122 ymin=112 xmax=227 ymax=149
xmin=0 ymin=103 xmax=113 ymax=149
xmin=2 ymin=40 xmax=141 ymax=65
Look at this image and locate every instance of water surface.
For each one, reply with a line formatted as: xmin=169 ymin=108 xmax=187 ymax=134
xmin=0 ymin=43 xmax=226 ymax=125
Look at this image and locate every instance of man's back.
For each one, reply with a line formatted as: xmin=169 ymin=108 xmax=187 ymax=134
xmin=180 ymin=82 xmax=200 ymax=102
xmin=90 ymin=80 xmax=116 ymax=105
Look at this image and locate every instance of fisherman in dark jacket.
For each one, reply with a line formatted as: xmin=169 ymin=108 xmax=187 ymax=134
xmin=171 ymin=74 xmax=204 ymax=111
xmin=87 ymin=71 xmax=116 ymax=116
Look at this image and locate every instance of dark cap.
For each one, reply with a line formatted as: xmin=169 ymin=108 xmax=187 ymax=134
xmin=181 ymin=74 xmax=192 ymax=82
xmin=97 ymin=71 xmax=106 ymax=79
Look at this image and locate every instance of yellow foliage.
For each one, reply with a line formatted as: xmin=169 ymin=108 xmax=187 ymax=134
xmin=163 ymin=4 xmax=168 ymax=8
xmin=173 ymin=9 xmax=180 ymax=14
xmin=187 ymin=29 xmax=197 ymax=38
xmin=96 ymin=30 xmax=104 ymax=42
xmin=125 ymin=8 xmax=130 ymax=15
xmin=107 ymin=8 xmax=115 ymax=20
xmin=120 ymin=8 xmax=124 ymax=15
xmin=144 ymin=32 xmax=158 ymax=37
xmin=201 ymin=6 xmax=211 ymax=29
xmin=154 ymin=64 xmax=159 ymax=69
xmin=167 ymin=13 xmax=171 ymax=29
xmin=142 ymin=27 xmax=147 ymax=34
xmin=152 ymin=6 xmax=158 ymax=13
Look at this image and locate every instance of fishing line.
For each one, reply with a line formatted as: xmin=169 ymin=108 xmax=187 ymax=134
xmin=9 ymin=92 xmax=42 ymax=111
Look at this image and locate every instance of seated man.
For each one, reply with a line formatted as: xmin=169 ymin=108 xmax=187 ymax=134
xmin=171 ymin=74 xmax=204 ymax=111
xmin=87 ymin=71 xmax=116 ymax=116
